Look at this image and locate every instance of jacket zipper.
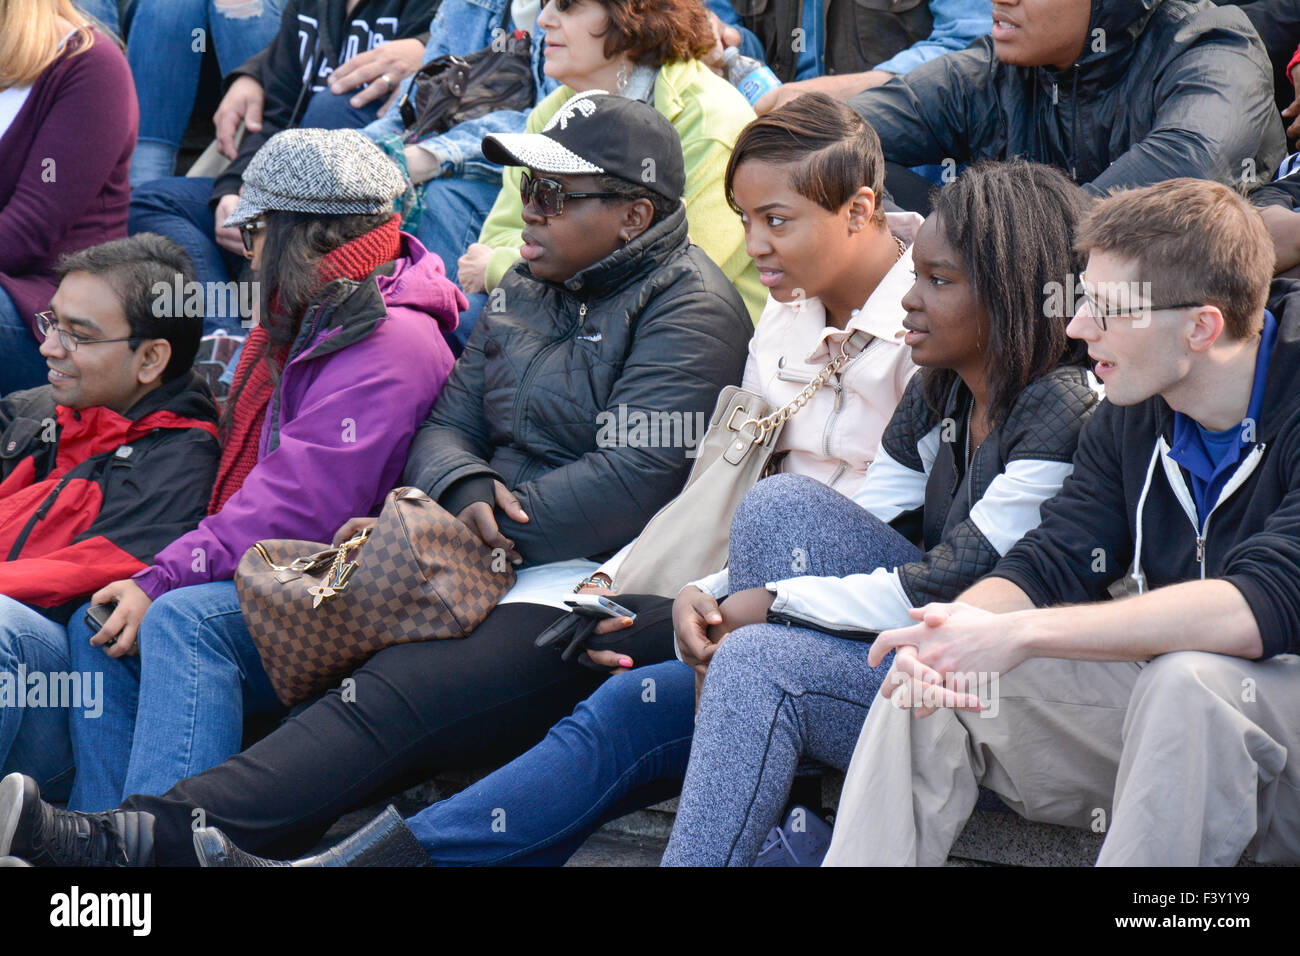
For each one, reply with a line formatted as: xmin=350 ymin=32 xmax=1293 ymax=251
xmin=766 ymin=608 xmax=879 ymax=642
xmin=1156 ymin=439 xmax=1267 ymax=579
xmin=511 ymin=302 xmax=586 ymax=437
xmin=6 ymin=473 xmax=74 ymax=561
xmin=821 ymin=377 xmax=844 ymax=460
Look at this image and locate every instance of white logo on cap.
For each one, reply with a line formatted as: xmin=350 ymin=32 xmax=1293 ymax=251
xmin=547 ymin=92 xmax=600 ymax=132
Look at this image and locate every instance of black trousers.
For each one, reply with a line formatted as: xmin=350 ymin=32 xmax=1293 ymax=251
xmin=123 ymin=597 xmax=676 ymax=866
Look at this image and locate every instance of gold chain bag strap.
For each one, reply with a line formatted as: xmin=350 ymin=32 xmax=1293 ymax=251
xmin=235 ymin=486 xmax=515 ymax=706
xmin=611 ymin=329 xmax=872 ymax=597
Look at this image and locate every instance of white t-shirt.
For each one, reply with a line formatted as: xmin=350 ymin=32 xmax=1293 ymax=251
xmin=0 ymin=30 xmax=77 ymax=140
xmin=0 ymin=86 xmax=33 ymax=141
xmin=511 ymin=0 xmax=541 ymax=35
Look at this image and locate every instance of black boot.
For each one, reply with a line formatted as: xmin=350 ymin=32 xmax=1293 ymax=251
xmin=0 ymin=772 xmax=155 ymax=866
xmin=194 ymin=805 xmax=431 ymax=867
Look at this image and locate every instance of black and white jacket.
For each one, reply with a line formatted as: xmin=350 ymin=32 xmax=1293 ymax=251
xmin=691 ymin=365 xmax=1101 ymax=636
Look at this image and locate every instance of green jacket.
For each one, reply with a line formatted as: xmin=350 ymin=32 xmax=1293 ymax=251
xmin=478 ymin=58 xmax=765 ymax=324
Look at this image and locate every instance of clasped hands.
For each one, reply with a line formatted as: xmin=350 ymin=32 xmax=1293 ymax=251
xmin=673 ymin=587 xmax=1029 ymax=718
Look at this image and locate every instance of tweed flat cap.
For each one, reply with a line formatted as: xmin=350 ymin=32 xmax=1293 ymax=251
xmin=223 ymin=128 xmax=406 ymax=227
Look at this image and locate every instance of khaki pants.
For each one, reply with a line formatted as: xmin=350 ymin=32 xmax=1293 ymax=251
xmin=823 ymin=652 xmax=1300 ymax=866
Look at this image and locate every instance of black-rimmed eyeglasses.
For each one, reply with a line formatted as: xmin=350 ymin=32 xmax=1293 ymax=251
xmin=1076 ymin=272 xmax=1204 ymax=331
xmin=35 ymin=312 xmax=141 ymax=352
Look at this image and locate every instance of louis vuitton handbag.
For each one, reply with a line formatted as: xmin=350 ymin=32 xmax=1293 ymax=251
xmin=235 ymin=486 xmax=514 ymax=706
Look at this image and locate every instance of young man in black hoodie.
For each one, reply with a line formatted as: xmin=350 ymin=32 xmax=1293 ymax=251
xmin=822 ymin=178 xmax=1300 ymax=867
xmin=838 ymin=0 xmax=1286 ymax=211
xmin=0 ymin=234 xmax=218 ymax=805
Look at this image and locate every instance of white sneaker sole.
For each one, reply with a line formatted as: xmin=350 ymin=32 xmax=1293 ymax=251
xmin=0 ymin=772 xmax=25 ymax=858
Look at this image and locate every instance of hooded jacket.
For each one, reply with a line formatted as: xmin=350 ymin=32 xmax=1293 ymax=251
xmin=0 ymin=373 xmax=219 ymax=622
xmin=402 ymin=204 xmax=754 ymax=565
xmin=846 ymin=0 xmax=1286 ymax=195
xmin=992 ymin=280 xmax=1300 ymax=660
xmin=133 ymin=232 xmax=463 ymax=599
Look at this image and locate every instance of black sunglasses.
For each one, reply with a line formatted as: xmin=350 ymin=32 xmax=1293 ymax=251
xmin=520 ymin=171 xmax=622 ymax=218
xmin=240 ymin=219 xmax=266 ymax=254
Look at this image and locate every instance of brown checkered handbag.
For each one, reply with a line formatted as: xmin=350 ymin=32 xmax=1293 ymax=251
xmin=235 ymin=486 xmax=514 ymax=706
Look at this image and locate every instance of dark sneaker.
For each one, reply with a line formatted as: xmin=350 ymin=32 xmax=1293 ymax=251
xmin=753 ymin=805 xmax=834 ymax=867
xmin=0 ymin=773 xmax=155 ymax=867
xmin=195 ymin=805 xmax=430 ymax=867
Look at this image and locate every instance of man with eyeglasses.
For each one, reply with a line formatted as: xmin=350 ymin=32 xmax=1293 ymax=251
xmin=0 ymin=234 xmax=219 ymax=803
xmin=823 ymin=177 xmax=1300 ymax=867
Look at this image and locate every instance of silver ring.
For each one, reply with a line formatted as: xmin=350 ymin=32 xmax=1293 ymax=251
xmin=380 ymin=73 xmax=394 ymax=91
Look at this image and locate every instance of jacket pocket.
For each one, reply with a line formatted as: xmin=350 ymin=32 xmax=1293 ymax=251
xmin=0 ymin=417 xmax=44 ymax=463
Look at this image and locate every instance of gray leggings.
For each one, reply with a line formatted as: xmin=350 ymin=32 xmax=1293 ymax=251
xmin=661 ymin=472 xmax=921 ymax=866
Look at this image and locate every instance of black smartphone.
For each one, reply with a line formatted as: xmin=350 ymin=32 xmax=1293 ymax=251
xmin=84 ymin=601 xmax=118 ymax=645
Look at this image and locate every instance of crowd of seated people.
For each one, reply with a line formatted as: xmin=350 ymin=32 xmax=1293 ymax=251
xmin=3 ymin=0 xmax=1300 ymax=869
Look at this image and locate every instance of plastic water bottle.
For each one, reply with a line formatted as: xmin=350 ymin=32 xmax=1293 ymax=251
xmin=723 ymin=47 xmax=781 ymax=107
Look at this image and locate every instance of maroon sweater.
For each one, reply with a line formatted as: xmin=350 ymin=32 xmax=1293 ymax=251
xmin=0 ymin=29 xmax=137 ymax=337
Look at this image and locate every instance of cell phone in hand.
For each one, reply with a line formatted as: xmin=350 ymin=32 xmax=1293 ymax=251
xmin=84 ymin=601 xmax=118 ymax=645
xmin=562 ymin=594 xmax=636 ymax=623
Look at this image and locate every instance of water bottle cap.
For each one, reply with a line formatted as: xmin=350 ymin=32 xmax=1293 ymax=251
xmin=722 ymin=46 xmax=739 ymax=64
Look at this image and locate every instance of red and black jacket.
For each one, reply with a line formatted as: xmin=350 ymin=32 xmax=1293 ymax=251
xmin=0 ymin=372 xmax=220 ymax=623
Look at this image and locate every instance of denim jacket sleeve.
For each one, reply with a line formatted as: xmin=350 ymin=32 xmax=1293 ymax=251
xmin=363 ymin=0 xmax=558 ymax=181
xmin=705 ymin=0 xmax=768 ymax=65
xmin=871 ymin=0 xmax=993 ymax=76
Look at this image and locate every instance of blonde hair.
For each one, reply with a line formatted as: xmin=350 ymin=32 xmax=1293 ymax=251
xmin=0 ymin=0 xmax=96 ymax=90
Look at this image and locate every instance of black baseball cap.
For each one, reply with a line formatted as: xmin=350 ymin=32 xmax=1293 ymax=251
xmin=482 ymin=91 xmax=685 ymax=203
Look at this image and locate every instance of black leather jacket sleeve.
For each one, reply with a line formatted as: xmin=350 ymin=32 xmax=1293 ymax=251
xmin=497 ymin=287 xmax=748 ymax=564
xmin=845 ymin=40 xmax=993 ymax=169
xmin=1087 ymin=27 xmax=1284 ymax=195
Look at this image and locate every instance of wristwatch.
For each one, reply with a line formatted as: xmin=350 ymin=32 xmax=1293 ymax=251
xmin=573 ymin=572 xmax=613 ymax=593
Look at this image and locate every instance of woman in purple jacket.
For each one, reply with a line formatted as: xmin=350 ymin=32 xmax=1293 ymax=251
xmin=61 ymin=127 xmax=464 ymax=812
xmin=0 ymin=1 xmax=137 ymax=395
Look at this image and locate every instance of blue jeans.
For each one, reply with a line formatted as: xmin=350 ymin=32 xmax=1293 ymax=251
xmin=0 ymin=287 xmax=48 ymax=395
xmin=404 ymin=472 xmax=921 ymax=865
xmin=411 ymin=176 xmax=501 ymax=353
xmin=65 ymin=581 xmax=282 ymax=811
xmin=127 ymin=0 xmax=287 ymax=185
xmin=405 ymin=659 xmax=696 ymax=865
xmin=76 ymin=0 xmax=136 ymax=36
xmin=0 ymin=597 xmax=77 ymax=802
xmin=129 ymin=176 xmax=246 ymax=303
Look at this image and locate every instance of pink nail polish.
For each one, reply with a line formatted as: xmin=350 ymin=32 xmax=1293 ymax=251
xmin=618 ymin=657 xmax=633 ymax=668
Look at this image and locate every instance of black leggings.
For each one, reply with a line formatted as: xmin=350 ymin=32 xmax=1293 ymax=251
xmin=123 ymin=597 xmax=676 ymax=866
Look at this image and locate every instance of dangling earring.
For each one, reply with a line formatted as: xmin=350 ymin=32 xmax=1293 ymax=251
xmin=615 ymin=59 xmax=630 ymax=94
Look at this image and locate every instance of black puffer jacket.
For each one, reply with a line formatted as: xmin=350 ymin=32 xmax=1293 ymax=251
xmin=402 ymin=205 xmax=753 ymax=564
xmin=847 ymin=0 xmax=1285 ymax=194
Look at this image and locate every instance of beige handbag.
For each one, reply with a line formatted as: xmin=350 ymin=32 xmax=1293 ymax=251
xmin=611 ymin=330 xmax=872 ymax=597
